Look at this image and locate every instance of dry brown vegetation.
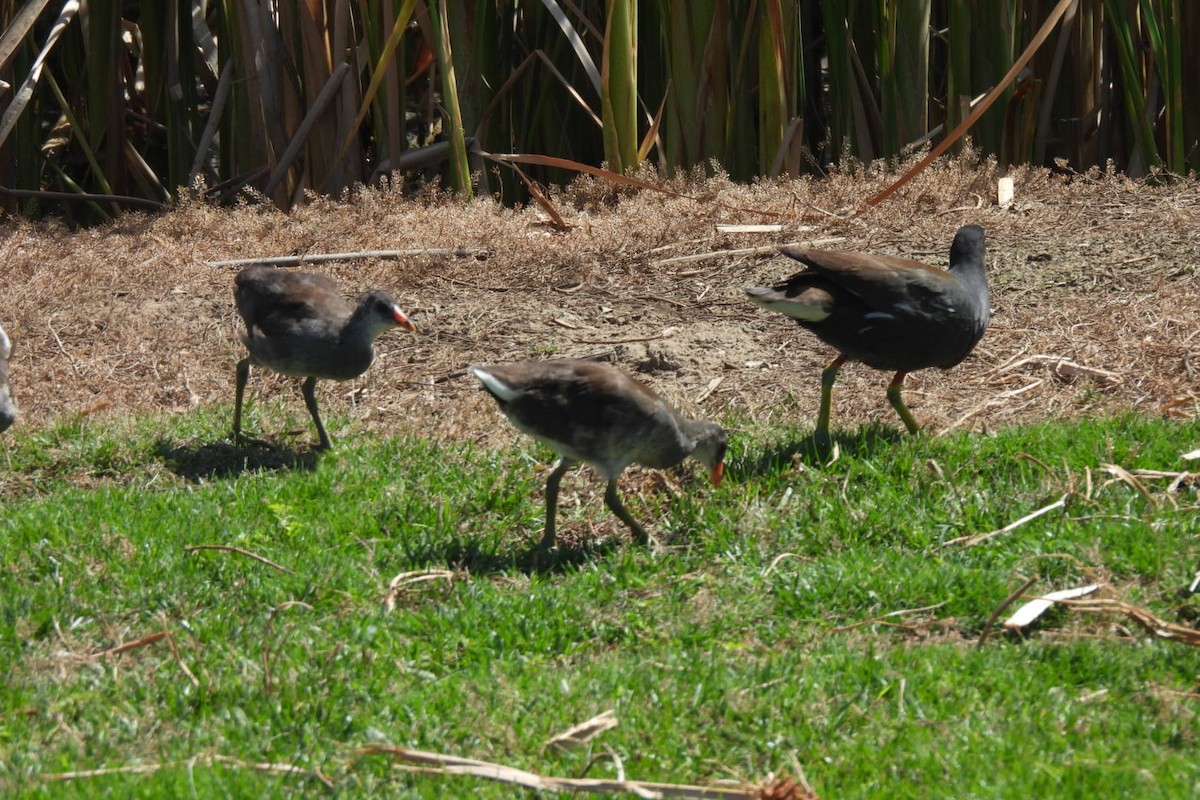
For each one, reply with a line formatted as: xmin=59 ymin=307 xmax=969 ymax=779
xmin=0 ymin=154 xmax=1197 ymax=452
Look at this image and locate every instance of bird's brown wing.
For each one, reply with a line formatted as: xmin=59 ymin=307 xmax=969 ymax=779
xmin=778 ymin=246 xmax=959 ymax=310
xmin=480 ymin=360 xmax=667 ymax=453
xmin=235 ymin=267 xmax=353 ymax=337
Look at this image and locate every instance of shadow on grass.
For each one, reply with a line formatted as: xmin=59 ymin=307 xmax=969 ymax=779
xmin=519 ymin=537 xmax=622 ymax=575
xmin=729 ymin=422 xmax=907 ymax=480
xmin=401 ymin=531 xmax=621 ymax=577
xmin=155 ymin=437 xmax=319 ymax=482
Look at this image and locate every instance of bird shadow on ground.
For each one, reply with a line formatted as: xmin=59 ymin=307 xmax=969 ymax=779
xmin=155 ymin=437 xmax=319 ymax=482
xmin=520 ymin=538 xmax=622 ymax=574
xmin=400 ymin=533 xmax=619 ymax=577
xmin=729 ymin=423 xmax=906 ymax=480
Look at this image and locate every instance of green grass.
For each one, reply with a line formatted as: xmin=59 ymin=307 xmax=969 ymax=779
xmin=1 ymin=410 xmax=1198 ymax=798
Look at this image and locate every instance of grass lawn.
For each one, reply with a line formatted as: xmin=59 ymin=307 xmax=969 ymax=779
xmin=1 ymin=408 xmax=1198 ymax=798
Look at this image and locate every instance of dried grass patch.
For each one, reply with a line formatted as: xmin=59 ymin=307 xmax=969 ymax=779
xmin=0 ymin=157 xmax=1196 ymax=455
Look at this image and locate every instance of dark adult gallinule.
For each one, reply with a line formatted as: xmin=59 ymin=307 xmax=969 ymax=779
xmin=745 ymin=225 xmax=989 ymax=439
xmin=233 ymin=265 xmax=416 ymax=449
xmin=469 ymin=359 xmax=727 ymax=548
xmin=0 ymin=323 xmax=16 ymax=433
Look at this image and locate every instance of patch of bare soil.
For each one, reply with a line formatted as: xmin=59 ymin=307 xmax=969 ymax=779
xmin=0 ymin=154 xmax=1197 ymax=454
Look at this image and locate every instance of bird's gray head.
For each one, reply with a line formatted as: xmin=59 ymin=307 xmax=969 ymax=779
xmin=0 ymin=324 xmax=16 ymax=433
xmin=950 ymin=225 xmax=986 ymax=269
xmin=948 ymin=225 xmax=990 ymax=332
xmin=356 ymin=290 xmax=416 ymax=338
xmin=685 ymin=419 xmax=727 ymax=486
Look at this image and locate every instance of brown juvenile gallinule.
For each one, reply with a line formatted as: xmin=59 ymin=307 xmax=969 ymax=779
xmin=745 ymin=225 xmax=989 ymax=439
xmin=0 ymin=323 xmax=16 ymax=433
xmin=233 ymin=265 xmax=416 ymax=449
xmin=469 ymin=359 xmax=727 ymax=548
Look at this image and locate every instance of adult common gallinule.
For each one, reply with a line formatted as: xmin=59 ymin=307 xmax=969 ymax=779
xmin=469 ymin=359 xmax=727 ymax=548
xmin=0 ymin=324 xmax=16 ymax=433
xmin=745 ymin=225 xmax=989 ymax=438
xmin=233 ymin=265 xmax=416 ymax=449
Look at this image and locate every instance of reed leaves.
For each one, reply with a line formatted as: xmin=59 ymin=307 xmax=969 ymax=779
xmin=0 ymin=0 xmax=1195 ymax=221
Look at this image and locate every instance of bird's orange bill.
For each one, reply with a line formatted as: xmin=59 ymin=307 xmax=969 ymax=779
xmin=710 ymin=461 xmax=725 ymax=487
xmin=393 ymin=308 xmax=417 ymax=331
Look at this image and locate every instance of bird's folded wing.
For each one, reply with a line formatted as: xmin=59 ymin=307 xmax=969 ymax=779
xmin=778 ymin=246 xmax=956 ymax=309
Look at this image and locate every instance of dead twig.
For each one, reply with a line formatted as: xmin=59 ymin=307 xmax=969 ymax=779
xmin=1119 ymin=469 xmax=1196 ymax=493
xmin=0 ymin=185 xmax=168 ymax=211
xmin=42 ymin=763 xmax=175 ymax=781
xmin=431 ymin=272 xmax=527 ymax=292
xmin=207 ymin=248 xmax=487 ymax=269
xmin=978 ymin=577 xmax=1040 ymax=647
xmin=40 ymin=754 xmax=333 ymax=790
xmin=992 ymin=354 xmax=1123 ymax=387
xmin=695 ymin=376 xmax=724 ymax=404
xmin=211 ymin=755 xmax=335 ymax=790
xmin=1100 ymin=464 xmax=1158 ymax=505
xmin=571 ymin=332 xmax=676 ymax=346
xmin=46 ymin=320 xmax=84 ymax=379
xmin=713 ymin=224 xmax=788 ymax=234
xmin=938 ymin=396 xmax=1001 ymax=434
xmin=761 ymin=553 xmax=812 ymax=577
xmin=383 ymin=569 xmax=457 ymax=612
xmin=650 ymin=238 xmax=845 ymax=268
xmin=1102 ymin=254 xmax=1156 ymax=267
xmin=936 ymin=191 xmax=986 ymax=215
xmin=939 ymin=494 xmax=1067 ymax=548
xmin=830 ymin=601 xmax=949 ymax=634
xmin=0 ymin=708 xmax=37 ymax=720
xmin=544 ymin=709 xmax=619 ymax=752
xmin=90 ymin=632 xmax=168 ymax=660
xmin=184 ymin=544 xmax=295 ymax=575
xmin=161 ymin=618 xmax=200 ymax=688
xmin=261 ymin=601 xmax=315 ymax=697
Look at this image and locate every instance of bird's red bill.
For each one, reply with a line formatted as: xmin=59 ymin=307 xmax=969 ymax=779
xmin=394 ymin=308 xmax=416 ymax=331
xmin=710 ymin=461 xmax=725 ymax=487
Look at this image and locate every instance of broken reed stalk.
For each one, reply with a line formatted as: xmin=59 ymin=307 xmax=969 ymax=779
xmin=1056 ymin=598 xmax=1200 ymax=646
xmin=866 ymin=0 xmax=1078 ymax=207
xmin=357 ymin=744 xmax=803 ymax=798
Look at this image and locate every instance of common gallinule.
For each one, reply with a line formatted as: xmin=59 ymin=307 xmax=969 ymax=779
xmin=0 ymin=324 xmax=15 ymax=433
xmin=469 ymin=359 xmax=727 ymax=548
xmin=745 ymin=225 xmax=989 ymax=438
xmin=233 ymin=265 xmax=416 ymax=449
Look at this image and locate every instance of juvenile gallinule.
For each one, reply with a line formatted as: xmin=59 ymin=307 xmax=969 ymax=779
xmin=233 ymin=265 xmax=416 ymax=449
xmin=745 ymin=225 xmax=989 ymax=438
xmin=469 ymin=359 xmax=727 ymax=548
xmin=0 ymin=324 xmax=15 ymax=433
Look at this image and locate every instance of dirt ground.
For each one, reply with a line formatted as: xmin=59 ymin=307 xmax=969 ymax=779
xmin=0 ymin=153 xmax=1197 ymax=454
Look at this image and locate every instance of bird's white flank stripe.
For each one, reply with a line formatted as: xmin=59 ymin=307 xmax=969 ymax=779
xmin=469 ymin=366 xmax=522 ymax=402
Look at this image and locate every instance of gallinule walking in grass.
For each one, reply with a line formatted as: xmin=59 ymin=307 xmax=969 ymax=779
xmin=470 ymin=359 xmax=727 ymax=548
xmin=0 ymin=324 xmax=15 ymax=433
xmin=233 ymin=265 xmax=416 ymax=449
xmin=745 ymin=225 xmax=989 ymax=439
